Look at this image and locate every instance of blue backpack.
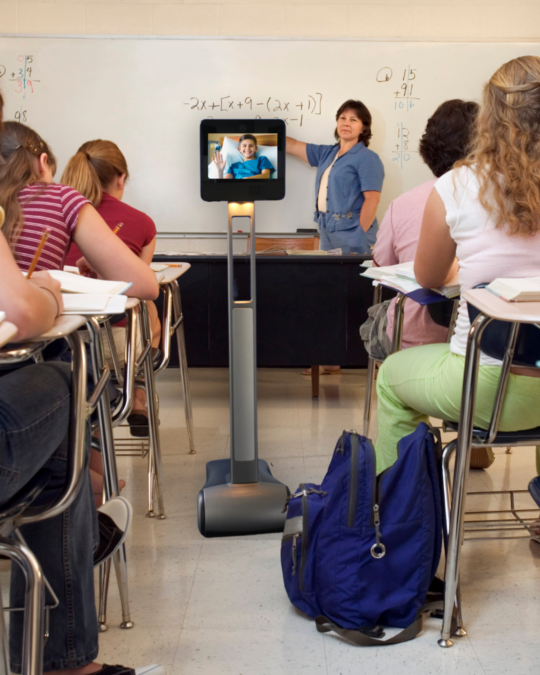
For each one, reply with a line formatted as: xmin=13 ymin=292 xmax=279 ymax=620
xmin=281 ymin=423 xmax=444 ymax=645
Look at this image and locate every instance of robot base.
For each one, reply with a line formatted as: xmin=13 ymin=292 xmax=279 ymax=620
xmin=198 ymin=459 xmax=290 ymax=537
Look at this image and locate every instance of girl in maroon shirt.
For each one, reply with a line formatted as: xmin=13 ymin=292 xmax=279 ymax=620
xmin=62 ymin=141 xmax=162 ymax=501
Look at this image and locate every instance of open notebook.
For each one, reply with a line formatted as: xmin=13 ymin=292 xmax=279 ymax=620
xmin=30 ymin=270 xmax=132 ymax=296
xmin=361 ymin=261 xmax=460 ymax=298
xmin=61 ymin=294 xmax=128 ymax=315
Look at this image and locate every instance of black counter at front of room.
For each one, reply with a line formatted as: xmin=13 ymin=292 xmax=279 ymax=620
xmin=155 ymin=254 xmax=382 ymax=368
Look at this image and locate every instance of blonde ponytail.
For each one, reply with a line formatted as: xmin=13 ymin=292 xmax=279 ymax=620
xmin=61 ymin=151 xmax=103 ymax=206
xmin=61 ymin=140 xmax=129 ymax=208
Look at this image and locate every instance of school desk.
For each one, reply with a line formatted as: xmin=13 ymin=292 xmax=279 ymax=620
xmin=153 ymin=253 xmax=374 ymax=369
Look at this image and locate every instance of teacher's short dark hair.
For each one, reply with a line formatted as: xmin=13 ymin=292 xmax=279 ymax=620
xmin=419 ymin=99 xmax=479 ymax=178
xmin=334 ymin=100 xmax=373 ymax=147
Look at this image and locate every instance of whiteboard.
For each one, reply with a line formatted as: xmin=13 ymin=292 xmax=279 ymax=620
xmin=1 ymin=37 xmax=539 ymax=233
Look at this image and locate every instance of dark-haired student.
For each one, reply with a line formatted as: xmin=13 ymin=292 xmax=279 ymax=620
xmin=286 ymin=99 xmax=385 ymax=255
xmin=0 ymin=96 xmax=162 ymax=675
xmin=371 ymin=99 xmax=479 ymax=356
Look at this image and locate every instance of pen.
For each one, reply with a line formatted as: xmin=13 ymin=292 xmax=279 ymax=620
xmin=113 ymin=222 xmax=124 ymax=235
xmin=27 ymin=229 xmax=51 ymax=279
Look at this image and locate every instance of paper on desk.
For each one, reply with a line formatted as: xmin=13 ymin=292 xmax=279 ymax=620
xmin=0 ymin=311 xmax=5 ymax=324
xmin=61 ymin=294 xmax=128 ymax=315
xmin=150 ymin=263 xmax=169 ymax=272
xmin=362 ymin=260 xmax=414 ymax=280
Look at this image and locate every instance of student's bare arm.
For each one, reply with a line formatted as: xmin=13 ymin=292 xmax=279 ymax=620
xmin=73 ymin=204 xmax=159 ymax=300
xmin=415 ymin=189 xmax=457 ymax=288
xmin=140 ymin=237 xmax=156 ymax=266
xmin=0 ymin=234 xmax=62 ymax=340
xmin=286 ymin=137 xmax=308 ymax=163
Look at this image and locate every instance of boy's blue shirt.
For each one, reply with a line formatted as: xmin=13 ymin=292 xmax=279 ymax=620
xmin=226 ymin=156 xmax=275 ymax=179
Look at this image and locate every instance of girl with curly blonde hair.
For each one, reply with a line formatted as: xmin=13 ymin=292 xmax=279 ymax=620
xmin=373 ymin=56 xmax=540 ymax=475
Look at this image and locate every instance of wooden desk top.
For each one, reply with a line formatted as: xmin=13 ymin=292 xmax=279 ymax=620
xmin=464 ymin=289 xmax=540 ymax=324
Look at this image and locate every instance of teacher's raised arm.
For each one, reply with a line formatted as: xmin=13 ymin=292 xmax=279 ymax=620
xmin=287 ymin=99 xmax=385 ymax=254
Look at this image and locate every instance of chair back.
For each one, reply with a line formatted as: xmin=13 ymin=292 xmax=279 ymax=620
xmin=467 ymin=284 xmax=540 ymax=367
xmin=247 ymin=236 xmax=319 ymax=253
xmin=428 ymin=298 xmax=458 ymax=328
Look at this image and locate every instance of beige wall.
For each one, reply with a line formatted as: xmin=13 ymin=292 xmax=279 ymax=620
xmin=2 ymin=0 xmax=540 ymax=39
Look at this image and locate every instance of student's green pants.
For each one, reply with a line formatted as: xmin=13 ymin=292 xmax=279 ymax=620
xmin=374 ymin=343 xmax=540 ymax=474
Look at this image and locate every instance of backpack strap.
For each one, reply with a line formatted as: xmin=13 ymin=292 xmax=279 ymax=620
xmin=315 ymin=615 xmax=423 ymax=646
xmin=315 ymin=600 xmax=456 ymax=647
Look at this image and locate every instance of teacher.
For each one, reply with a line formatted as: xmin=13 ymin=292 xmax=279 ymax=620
xmin=287 ymin=99 xmax=385 ymax=254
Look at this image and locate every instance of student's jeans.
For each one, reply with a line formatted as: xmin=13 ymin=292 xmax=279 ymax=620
xmin=0 ymin=362 xmax=99 ymax=673
xmin=375 ymin=343 xmax=540 ymax=474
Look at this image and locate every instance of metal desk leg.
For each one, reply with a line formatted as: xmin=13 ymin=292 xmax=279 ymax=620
xmin=87 ymin=318 xmax=134 ymax=631
xmin=171 ymin=279 xmax=196 ymax=455
xmin=0 ymin=538 xmax=44 ymax=675
xmin=363 ymin=357 xmax=376 ymax=438
xmin=439 ymin=313 xmax=490 ymax=647
xmin=140 ymin=302 xmax=166 ymax=519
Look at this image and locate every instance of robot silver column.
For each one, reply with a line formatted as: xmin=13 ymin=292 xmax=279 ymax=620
xmin=197 ymin=202 xmax=289 ymax=537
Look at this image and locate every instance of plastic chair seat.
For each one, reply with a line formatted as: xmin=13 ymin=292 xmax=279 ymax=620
xmin=443 ymin=419 xmax=540 ymax=445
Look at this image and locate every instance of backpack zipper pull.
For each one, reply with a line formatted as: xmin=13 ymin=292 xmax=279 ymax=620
xmin=370 ymin=504 xmax=386 ymax=559
xmin=292 ymin=534 xmax=299 ymax=575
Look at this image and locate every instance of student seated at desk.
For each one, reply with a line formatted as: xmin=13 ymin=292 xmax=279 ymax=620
xmin=367 ymin=99 xmax=478 ymax=357
xmin=0 ymin=122 xmax=159 ymax=503
xmin=0 ymin=90 xmax=160 ymax=673
xmin=61 ymin=139 xmax=160 ymax=437
xmin=0 ymin=230 xmax=162 ymax=675
xmin=374 ymin=56 xmax=540 ymax=479
xmin=0 ymin=122 xmax=158 ymax=302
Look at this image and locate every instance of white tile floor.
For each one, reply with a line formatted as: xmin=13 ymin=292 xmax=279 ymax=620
xmin=2 ymin=368 xmax=539 ymax=673
xmin=93 ymin=367 xmax=540 ymax=675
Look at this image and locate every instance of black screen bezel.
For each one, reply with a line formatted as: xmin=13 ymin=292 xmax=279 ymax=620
xmin=200 ymin=119 xmax=286 ymax=202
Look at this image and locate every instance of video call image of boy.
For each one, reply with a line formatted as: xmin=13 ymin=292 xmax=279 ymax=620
xmin=213 ymin=134 xmax=275 ymax=179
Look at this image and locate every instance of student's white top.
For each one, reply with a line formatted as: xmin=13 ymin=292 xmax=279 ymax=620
xmin=435 ymin=165 xmax=540 ymax=366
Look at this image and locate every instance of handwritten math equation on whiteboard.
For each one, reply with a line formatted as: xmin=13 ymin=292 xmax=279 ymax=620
xmin=376 ymin=65 xmax=419 ymax=168
xmin=183 ymin=93 xmax=323 ymax=126
xmin=0 ymin=54 xmax=41 ymax=125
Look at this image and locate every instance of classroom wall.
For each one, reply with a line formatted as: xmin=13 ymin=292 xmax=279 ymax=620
xmin=2 ymin=0 xmax=540 ymax=40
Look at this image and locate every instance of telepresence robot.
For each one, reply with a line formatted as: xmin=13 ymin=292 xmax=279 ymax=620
xmin=197 ymin=120 xmax=289 ymax=537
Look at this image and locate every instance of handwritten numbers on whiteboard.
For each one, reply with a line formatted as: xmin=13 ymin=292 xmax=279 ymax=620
xmin=376 ymin=67 xmax=393 ymax=83
xmin=9 ymin=55 xmax=40 ymax=99
xmin=15 ymin=110 xmax=27 ymax=123
xmin=0 ymin=65 xmax=5 ymax=79
xmin=393 ymin=122 xmax=416 ymax=169
xmin=181 ymin=94 xmax=319 ymax=126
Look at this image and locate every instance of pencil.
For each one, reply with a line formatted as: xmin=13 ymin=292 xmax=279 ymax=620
xmin=113 ymin=222 xmax=124 ymax=235
xmin=0 ymin=206 xmax=5 ymax=229
xmin=27 ymin=229 xmax=50 ymax=279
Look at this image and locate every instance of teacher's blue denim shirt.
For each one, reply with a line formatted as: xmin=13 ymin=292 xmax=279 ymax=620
xmin=306 ymin=142 xmax=385 ymax=234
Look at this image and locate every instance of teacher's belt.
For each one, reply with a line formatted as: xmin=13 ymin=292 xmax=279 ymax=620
xmin=314 ymin=210 xmax=361 ymax=231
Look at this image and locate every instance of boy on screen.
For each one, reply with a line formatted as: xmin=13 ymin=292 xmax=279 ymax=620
xmin=213 ymin=134 xmax=275 ymax=179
